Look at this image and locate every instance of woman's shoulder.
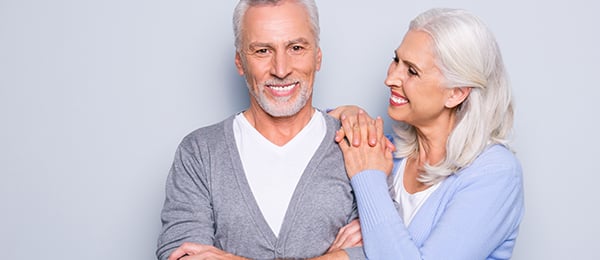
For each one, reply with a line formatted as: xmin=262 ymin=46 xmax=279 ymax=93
xmin=475 ymin=144 xmax=520 ymax=168
xmin=458 ymin=144 xmax=522 ymax=181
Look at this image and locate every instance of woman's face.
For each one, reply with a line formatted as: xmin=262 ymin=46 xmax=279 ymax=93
xmin=385 ymin=30 xmax=453 ymax=129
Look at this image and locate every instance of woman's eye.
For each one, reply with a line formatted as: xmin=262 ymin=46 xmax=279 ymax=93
xmin=393 ymin=56 xmax=399 ymax=63
xmin=408 ymin=67 xmax=419 ymax=76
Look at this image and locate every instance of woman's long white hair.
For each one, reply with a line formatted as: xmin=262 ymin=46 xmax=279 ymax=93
xmin=393 ymin=8 xmax=514 ymax=185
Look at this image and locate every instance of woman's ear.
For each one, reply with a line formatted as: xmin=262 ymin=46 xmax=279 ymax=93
xmin=445 ymin=87 xmax=471 ymax=108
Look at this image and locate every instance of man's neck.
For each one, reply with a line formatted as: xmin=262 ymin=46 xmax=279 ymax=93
xmin=243 ymin=106 xmax=316 ymax=146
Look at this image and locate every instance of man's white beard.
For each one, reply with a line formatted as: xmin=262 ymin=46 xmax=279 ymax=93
xmin=249 ymin=82 xmax=311 ymax=117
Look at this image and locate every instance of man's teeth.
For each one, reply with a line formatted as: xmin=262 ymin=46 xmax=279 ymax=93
xmin=269 ymin=83 xmax=296 ymax=91
xmin=391 ymin=95 xmax=408 ymax=104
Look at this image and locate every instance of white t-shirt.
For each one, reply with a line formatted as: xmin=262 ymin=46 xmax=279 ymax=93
xmin=391 ymin=159 xmax=441 ymax=226
xmin=233 ymin=111 xmax=326 ymax=236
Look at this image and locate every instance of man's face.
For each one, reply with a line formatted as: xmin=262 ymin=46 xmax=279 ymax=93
xmin=235 ymin=1 xmax=322 ymax=117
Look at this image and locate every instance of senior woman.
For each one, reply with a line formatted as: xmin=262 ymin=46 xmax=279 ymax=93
xmin=333 ymin=8 xmax=524 ymax=259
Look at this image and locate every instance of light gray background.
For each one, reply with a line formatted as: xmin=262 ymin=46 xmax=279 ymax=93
xmin=1 ymin=0 xmax=598 ymax=259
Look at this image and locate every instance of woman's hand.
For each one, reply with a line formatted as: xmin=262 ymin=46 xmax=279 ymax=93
xmin=327 ymin=105 xmax=361 ymax=120
xmin=329 ymin=106 xmax=368 ymax=146
xmin=330 ymin=106 xmax=395 ymax=151
xmin=336 ymin=110 xmax=394 ymax=178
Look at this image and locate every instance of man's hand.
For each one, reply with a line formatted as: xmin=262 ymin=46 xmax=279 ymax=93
xmin=309 ymin=249 xmax=349 ymax=260
xmin=168 ymin=243 xmax=248 ymax=260
xmin=327 ymin=219 xmax=363 ymax=253
xmin=308 ymin=220 xmax=361 ymax=260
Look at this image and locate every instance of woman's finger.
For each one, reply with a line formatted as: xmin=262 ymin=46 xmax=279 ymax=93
xmin=352 ymin=110 xmax=369 ymax=147
xmin=334 ymin=125 xmax=345 ymax=143
xmin=367 ymin=117 xmax=377 ymax=147
xmin=340 ymin=114 xmax=356 ymax=147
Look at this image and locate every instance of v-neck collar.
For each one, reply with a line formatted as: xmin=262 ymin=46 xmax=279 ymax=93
xmin=223 ymin=111 xmax=335 ymax=244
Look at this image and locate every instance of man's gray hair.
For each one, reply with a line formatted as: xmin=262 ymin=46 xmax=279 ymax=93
xmin=232 ymin=0 xmax=320 ymax=51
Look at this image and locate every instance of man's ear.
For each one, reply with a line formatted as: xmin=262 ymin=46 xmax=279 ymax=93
xmin=234 ymin=52 xmax=245 ymax=76
xmin=315 ymin=47 xmax=322 ymax=71
xmin=445 ymin=87 xmax=471 ymax=108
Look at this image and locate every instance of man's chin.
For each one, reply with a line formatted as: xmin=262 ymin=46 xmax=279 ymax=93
xmin=267 ymin=106 xmax=306 ymax=117
xmin=260 ymin=101 xmax=306 ymax=118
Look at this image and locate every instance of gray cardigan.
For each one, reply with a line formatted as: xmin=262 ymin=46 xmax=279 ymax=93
xmin=157 ymin=111 xmax=365 ymax=260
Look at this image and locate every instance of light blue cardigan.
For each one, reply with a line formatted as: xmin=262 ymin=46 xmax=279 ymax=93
xmin=351 ymin=144 xmax=524 ymax=259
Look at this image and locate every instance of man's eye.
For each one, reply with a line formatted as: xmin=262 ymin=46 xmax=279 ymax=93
xmin=393 ymin=56 xmax=399 ymax=63
xmin=256 ymin=49 xmax=268 ymax=54
xmin=291 ymin=45 xmax=304 ymax=51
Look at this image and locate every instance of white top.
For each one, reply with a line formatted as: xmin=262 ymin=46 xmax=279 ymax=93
xmin=391 ymin=159 xmax=441 ymax=226
xmin=233 ymin=111 xmax=326 ymax=236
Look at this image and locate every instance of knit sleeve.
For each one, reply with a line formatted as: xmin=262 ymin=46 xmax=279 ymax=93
xmin=351 ymin=170 xmax=421 ymax=259
xmin=156 ymin=136 xmax=215 ymax=260
xmin=350 ymin=147 xmax=524 ymax=260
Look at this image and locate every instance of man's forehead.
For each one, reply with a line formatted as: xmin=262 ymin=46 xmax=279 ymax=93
xmin=242 ymin=2 xmax=313 ymax=35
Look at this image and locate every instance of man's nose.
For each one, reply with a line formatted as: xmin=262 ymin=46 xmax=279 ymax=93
xmin=271 ymin=51 xmax=292 ymax=79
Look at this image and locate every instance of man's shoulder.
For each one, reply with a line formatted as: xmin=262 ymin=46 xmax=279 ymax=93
xmin=191 ymin=116 xmax=232 ymax=135
xmin=318 ymin=109 xmax=341 ymax=129
xmin=179 ymin=114 xmax=236 ymax=147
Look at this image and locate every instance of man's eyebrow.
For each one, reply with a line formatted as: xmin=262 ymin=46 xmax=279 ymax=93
xmin=247 ymin=38 xmax=311 ymax=51
xmin=248 ymin=42 xmax=272 ymax=50
xmin=288 ymin=38 xmax=310 ymax=45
